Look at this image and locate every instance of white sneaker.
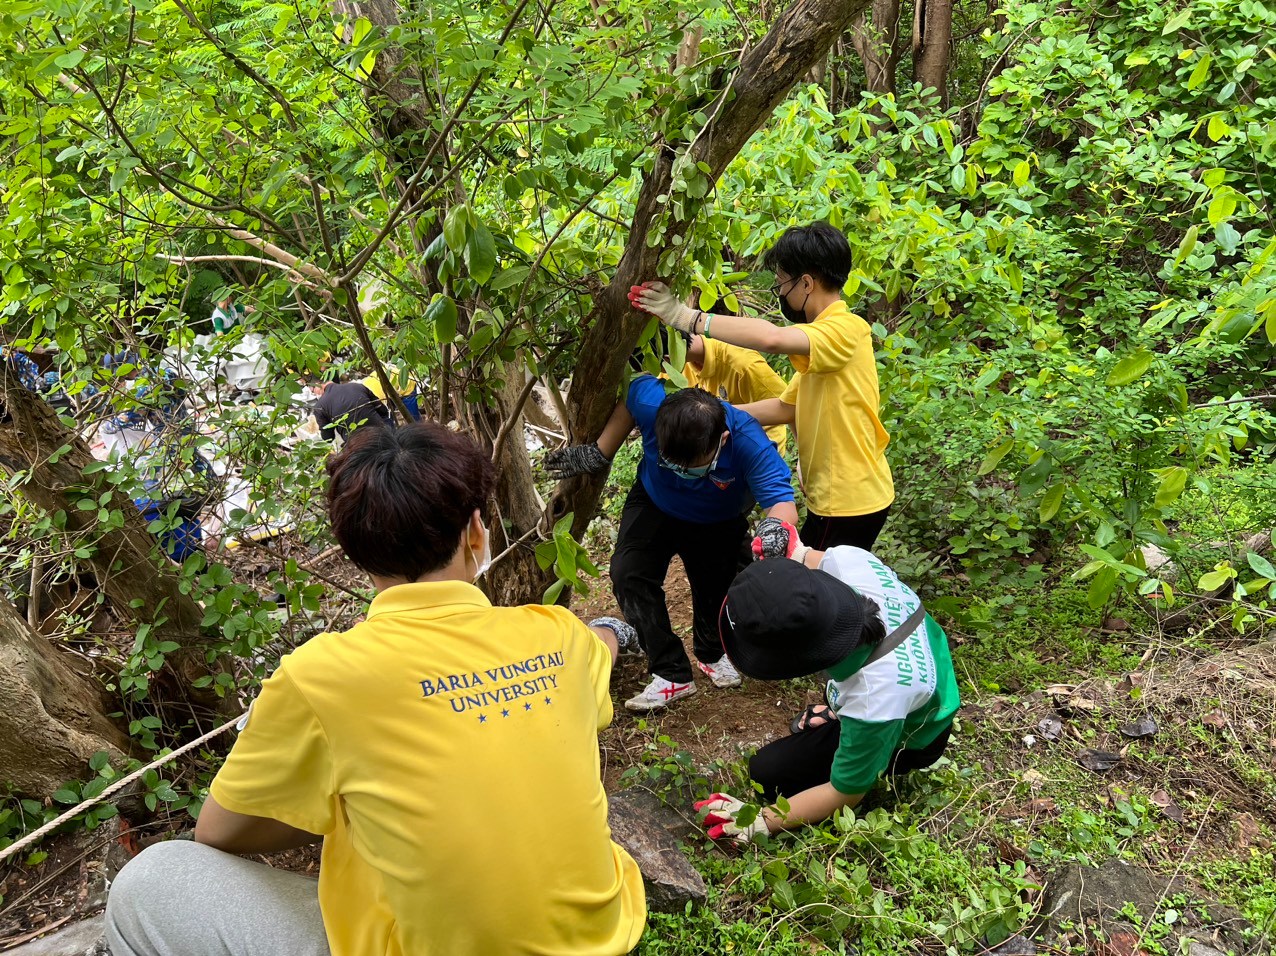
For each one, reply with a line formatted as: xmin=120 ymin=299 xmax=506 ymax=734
xmin=697 ymin=656 xmax=742 ymax=689
xmin=624 ymin=675 xmax=697 ymax=712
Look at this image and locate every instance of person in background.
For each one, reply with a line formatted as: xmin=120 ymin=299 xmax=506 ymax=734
xmin=683 ymin=335 xmax=788 ymax=452
xmin=544 ymin=376 xmax=798 ymax=712
xmin=131 ymin=430 xmax=216 ymax=562
xmin=211 ymin=294 xmax=250 ymax=334
xmin=105 ymin=422 xmax=648 ymax=956
xmin=2 ymin=345 xmax=42 ymax=393
xmin=362 ymin=364 xmax=421 ymax=421
xmin=313 ymin=378 xmax=391 ymax=442
xmin=692 ymin=544 xmax=959 ymax=844
xmin=632 ymin=222 xmax=894 ymax=551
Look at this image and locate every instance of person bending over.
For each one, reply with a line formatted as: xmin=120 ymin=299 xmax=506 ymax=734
xmin=106 ymin=422 xmax=647 ymax=956
xmin=694 ymin=545 xmax=959 ymax=843
xmin=545 ymin=376 xmax=798 ymax=712
xmin=632 ymin=222 xmax=894 ymax=551
xmin=313 ymin=378 xmax=391 ymax=442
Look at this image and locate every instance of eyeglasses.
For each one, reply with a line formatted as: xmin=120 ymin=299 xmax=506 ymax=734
xmin=659 ymin=434 xmax=727 ymax=480
xmin=771 ymin=276 xmax=800 ymax=299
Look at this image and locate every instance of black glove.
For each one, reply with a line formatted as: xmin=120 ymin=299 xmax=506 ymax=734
xmin=751 ymin=516 xmax=799 ymax=560
xmin=544 ymin=443 xmax=611 ymax=480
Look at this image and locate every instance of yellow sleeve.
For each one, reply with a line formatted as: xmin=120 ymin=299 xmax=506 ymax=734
xmin=209 ymin=664 xmax=338 ymax=835
xmin=586 ymin=628 xmax=615 ymax=731
xmin=781 ymin=372 xmax=801 ymax=405
xmin=802 ymin=315 xmax=862 ymax=375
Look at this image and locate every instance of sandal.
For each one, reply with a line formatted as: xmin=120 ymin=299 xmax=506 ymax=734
xmin=789 ymin=703 xmax=838 ymax=734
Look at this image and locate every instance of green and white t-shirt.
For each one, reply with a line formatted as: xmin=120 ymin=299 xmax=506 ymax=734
xmin=820 ymin=547 xmax=960 ymax=794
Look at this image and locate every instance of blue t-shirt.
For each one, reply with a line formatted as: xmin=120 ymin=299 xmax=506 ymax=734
xmin=626 ymin=375 xmax=794 ymax=524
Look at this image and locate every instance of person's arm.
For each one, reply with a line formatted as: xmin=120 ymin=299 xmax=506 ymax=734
xmin=736 ymin=397 xmax=796 ymax=428
xmin=633 ymin=282 xmax=811 ymax=356
xmin=314 ymin=405 xmax=336 ymax=443
xmin=595 ymin=402 xmax=635 ymax=459
xmin=686 ymin=335 xmax=706 ymax=368
xmin=765 ymin=783 xmax=863 ymax=833
xmin=588 ymin=625 xmax=619 ymax=667
xmin=195 ymin=793 xmax=322 ymax=854
xmin=763 ymin=500 xmax=799 ymax=526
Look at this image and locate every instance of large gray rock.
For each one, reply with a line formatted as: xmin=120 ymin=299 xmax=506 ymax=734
xmin=1036 ymin=861 xmax=1257 ymax=955
xmin=607 ymin=788 xmax=706 ymax=913
xmin=3 ymin=915 xmax=105 ymax=956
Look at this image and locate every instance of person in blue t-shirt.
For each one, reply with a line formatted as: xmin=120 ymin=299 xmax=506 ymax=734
xmin=544 ymin=375 xmax=798 ymax=712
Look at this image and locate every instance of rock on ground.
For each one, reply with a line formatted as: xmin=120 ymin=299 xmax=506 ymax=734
xmin=607 ymin=787 xmax=706 ymax=913
xmin=3 ymin=915 xmax=105 ymax=956
xmin=1035 ymin=860 xmax=1260 ymax=955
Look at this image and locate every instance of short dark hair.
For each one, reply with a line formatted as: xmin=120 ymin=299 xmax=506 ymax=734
xmin=326 ymin=422 xmax=495 ymax=580
xmin=763 ymin=222 xmax=851 ymax=291
xmin=859 ymin=596 xmax=887 ymax=647
xmin=655 ymin=387 xmax=726 ymax=465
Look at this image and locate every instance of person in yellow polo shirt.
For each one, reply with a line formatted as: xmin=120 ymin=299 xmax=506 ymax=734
xmin=683 ymin=335 xmax=788 ymax=451
xmin=104 ymin=423 xmax=647 ymax=956
xmin=633 ymin=222 xmax=893 ymax=551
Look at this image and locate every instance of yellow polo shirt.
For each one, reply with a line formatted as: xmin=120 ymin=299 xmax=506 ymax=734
xmin=210 ymin=581 xmax=646 ymax=956
xmin=684 ymin=339 xmax=788 ymax=451
xmin=780 ymin=301 xmax=893 ymax=517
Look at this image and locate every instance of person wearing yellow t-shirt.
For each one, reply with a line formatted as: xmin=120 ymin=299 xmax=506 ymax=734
xmin=632 ymin=222 xmax=893 ymax=551
xmin=362 ymin=364 xmax=421 ymax=421
xmin=104 ymin=423 xmax=647 ymax=956
xmin=683 ymin=335 xmax=788 ymax=452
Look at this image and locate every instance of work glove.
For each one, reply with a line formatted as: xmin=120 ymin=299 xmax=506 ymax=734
xmin=544 ymin=442 xmax=611 ymax=480
xmin=629 ymin=281 xmax=698 ymax=334
xmin=588 ymin=616 xmax=640 ymax=655
xmin=693 ymin=793 xmax=769 ymax=845
xmin=751 ymin=517 xmax=807 ymax=562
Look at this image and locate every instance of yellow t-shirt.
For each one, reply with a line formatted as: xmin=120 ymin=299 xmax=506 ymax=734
xmin=780 ymin=301 xmax=893 ymax=517
xmin=361 ymin=366 xmax=414 ymax=400
xmin=684 ymin=339 xmax=789 ymax=451
xmin=211 ymin=581 xmax=646 ymax=956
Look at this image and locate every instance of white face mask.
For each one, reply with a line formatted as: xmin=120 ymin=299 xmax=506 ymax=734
xmin=469 ymin=524 xmax=492 ymax=581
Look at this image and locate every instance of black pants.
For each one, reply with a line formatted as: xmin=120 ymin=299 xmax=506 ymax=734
xmin=610 ymin=482 xmax=747 ymax=683
xmin=749 ymin=720 xmax=952 ymax=801
xmin=801 ymin=505 xmax=891 ymax=552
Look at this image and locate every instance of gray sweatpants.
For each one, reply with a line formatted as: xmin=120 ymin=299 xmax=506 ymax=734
xmin=105 ymin=840 xmax=330 ymax=956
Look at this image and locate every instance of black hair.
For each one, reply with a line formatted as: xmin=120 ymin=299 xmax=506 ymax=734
xmin=762 ymin=222 xmax=852 ymax=291
xmin=654 ymin=387 xmax=726 ymax=465
xmin=858 ymin=596 xmax=888 ymax=647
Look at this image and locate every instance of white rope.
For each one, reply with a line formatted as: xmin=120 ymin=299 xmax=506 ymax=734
xmin=0 ymin=713 xmax=245 ymax=865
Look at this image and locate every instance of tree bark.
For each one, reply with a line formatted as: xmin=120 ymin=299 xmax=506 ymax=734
xmin=913 ymin=0 xmax=953 ymax=103
xmin=0 ymin=597 xmax=130 ymax=797
xmin=554 ymin=0 xmax=872 ymax=543
xmin=0 ymin=378 xmax=216 ymax=699
xmin=848 ymin=0 xmax=902 ymax=96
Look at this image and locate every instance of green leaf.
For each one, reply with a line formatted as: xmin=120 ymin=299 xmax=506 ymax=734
xmin=464 ymin=223 xmax=497 ymax=284
xmin=443 ymin=205 xmax=469 ymax=252
xmin=1087 ymin=566 xmax=1119 ymax=609
xmin=1012 ymin=160 xmax=1030 ymax=187
xmin=426 ymin=294 xmax=458 ymax=344
xmin=1246 ymin=551 xmax=1276 ymax=580
xmin=1106 ymin=349 xmax=1153 ymax=386
xmin=1197 ymin=568 xmax=1235 ymax=591
xmin=1174 ymin=225 xmax=1197 ymax=265
xmin=1187 ymin=52 xmax=1210 ymax=90
xmin=1154 ymin=467 xmax=1188 ymax=508
xmin=52 ymin=787 xmax=80 ymax=804
xmin=1206 ymin=114 xmax=1230 ymax=143
xmin=977 ymin=439 xmax=1013 ymax=476
xmin=1207 ymin=190 xmax=1236 ymax=226
xmin=542 ymin=578 xmax=567 ymax=605
xmin=56 ymin=50 xmax=85 ymax=69
xmin=1161 ymin=8 xmax=1191 ymax=34
xmin=1039 ymin=483 xmax=1065 ymax=521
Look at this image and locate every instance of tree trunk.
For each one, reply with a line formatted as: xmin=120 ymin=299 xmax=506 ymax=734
xmin=0 ymin=597 xmax=130 ymax=797
xmin=848 ymin=0 xmax=902 ymax=97
xmin=554 ymin=0 xmax=873 ymax=544
xmin=0 ymin=378 xmax=217 ymax=700
xmin=913 ymin=0 xmax=953 ymax=103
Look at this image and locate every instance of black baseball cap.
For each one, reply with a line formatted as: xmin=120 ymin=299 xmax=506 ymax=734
xmin=719 ymin=559 xmax=868 ymax=680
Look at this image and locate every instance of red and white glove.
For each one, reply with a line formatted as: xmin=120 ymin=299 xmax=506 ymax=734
xmin=751 ymin=517 xmax=809 ymax=563
xmin=628 ymin=281 xmax=698 ymax=334
xmin=693 ymin=792 xmax=769 ymax=845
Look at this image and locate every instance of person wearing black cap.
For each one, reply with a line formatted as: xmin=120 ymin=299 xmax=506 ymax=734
xmin=695 ymin=545 xmax=959 ymax=843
